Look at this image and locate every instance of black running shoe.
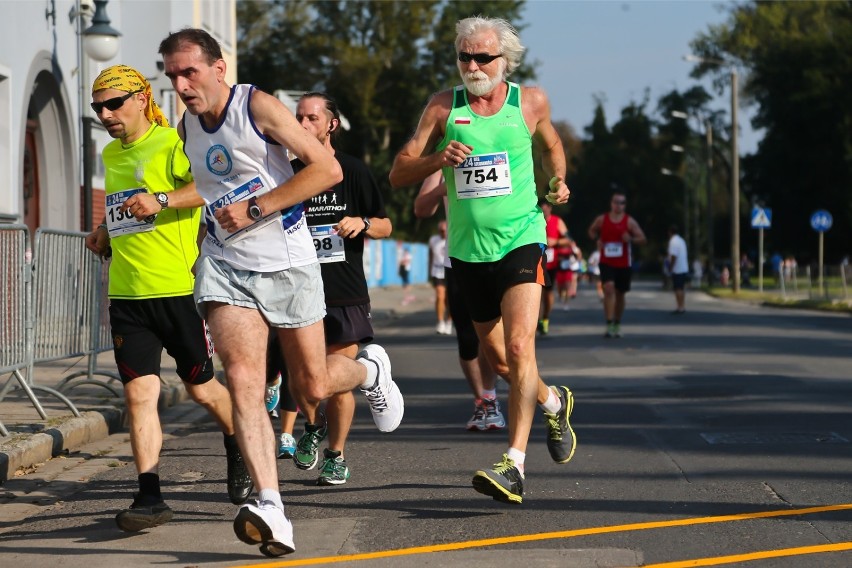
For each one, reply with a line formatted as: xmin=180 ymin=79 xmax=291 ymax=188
xmin=115 ymin=493 xmax=173 ymax=532
xmin=544 ymin=386 xmax=577 ymax=463
xmin=472 ymin=454 xmax=525 ymax=504
xmin=226 ymin=440 xmax=254 ymax=505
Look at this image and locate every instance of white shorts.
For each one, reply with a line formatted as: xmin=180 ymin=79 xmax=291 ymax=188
xmin=194 ymin=256 xmax=326 ymax=328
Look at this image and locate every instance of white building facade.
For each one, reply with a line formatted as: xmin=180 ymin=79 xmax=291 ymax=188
xmin=0 ymin=0 xmax=236 ymax=234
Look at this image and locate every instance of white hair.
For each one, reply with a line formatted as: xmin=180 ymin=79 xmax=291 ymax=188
xmin=455 ymin=16 xmax=525 ymax=78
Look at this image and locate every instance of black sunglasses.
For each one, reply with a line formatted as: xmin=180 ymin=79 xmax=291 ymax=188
xmin=458 ymin=52 xmax=502 ymax=65
xmin=91 ymin=91 xmax=140 ymax=114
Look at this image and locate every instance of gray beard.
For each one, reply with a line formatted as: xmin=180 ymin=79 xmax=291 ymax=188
xmin=462 ymin=72 xmax=502 ymax=97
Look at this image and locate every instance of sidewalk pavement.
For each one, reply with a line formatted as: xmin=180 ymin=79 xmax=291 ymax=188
xmin=0 ymin=283 xmax=433 ymax=484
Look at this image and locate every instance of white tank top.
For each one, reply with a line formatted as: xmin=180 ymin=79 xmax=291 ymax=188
xmin=183 ymin=84 xmax=316 ymax=271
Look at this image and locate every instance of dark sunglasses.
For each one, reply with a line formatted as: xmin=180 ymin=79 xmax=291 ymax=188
xmin=91 ymin=91 xmax=140 ymax=114
xmin=612 ymin=200 xmax=626 ymax=205
xmin=458 ymin=52 xmax=502 ymax=65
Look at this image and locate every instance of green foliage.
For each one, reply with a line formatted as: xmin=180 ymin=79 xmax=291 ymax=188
xmin=689 ymin=0 xmax=852 ymax=262
xmin=237 ymin=0 xmax=530 ymax=242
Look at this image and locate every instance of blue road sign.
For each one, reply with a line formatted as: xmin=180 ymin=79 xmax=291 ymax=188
xmin=810 ymin=210 xmax=833 ymax=232
xmin=751 ymin=206 xmax=772 ymax=229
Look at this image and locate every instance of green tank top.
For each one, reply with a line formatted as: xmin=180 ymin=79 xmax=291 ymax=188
xmin=102 ymin=124 xmax=200 ymax=299
xmin=437 ymin=82 xmax=545 ymax=262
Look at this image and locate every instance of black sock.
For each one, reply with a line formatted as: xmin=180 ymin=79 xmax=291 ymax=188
xmin=138 ymin=472 xmax=161 ymax=500
xmin=223 ymin=433 xmax=239 ymax=451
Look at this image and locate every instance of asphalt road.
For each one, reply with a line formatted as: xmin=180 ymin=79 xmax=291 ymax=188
xmin=2 ymin=281 xmax=851 ymax=567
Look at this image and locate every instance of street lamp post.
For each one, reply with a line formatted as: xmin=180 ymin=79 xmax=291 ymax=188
xmin=684 ymin=55 xmax=740 ymax=292
xmin=661 ymin=167 xmax=690 ymax=253
xmin=704 ymin=119 xmax=714 ymax=282
xmin=664 ymin=142 xmax=693 ymax=254
xmin=730 ymin=69 xmax=740 ymax=292
xmin=72 ymin=0 xmax=121 ymax=231
xmin=671 ymin=111 xmax=713 ymax=282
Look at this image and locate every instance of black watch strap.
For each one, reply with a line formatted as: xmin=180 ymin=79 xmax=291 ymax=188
xmin=248 ymin=196 xmax=263 ymax=220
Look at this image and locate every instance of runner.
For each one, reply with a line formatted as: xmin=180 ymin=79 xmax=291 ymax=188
xmin=390 ymin=16 xmax=577 ymax=504
xmin=152 ymin=29 xmax=403 ymax=556
xmin=84 ymin=64 xmax=251 ymax=531
xmin=587 ymin=190 xmax=647 ymax=337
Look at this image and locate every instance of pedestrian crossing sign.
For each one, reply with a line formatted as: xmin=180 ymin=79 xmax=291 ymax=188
xmin=751 ymin=206 xmax=772 ymax=229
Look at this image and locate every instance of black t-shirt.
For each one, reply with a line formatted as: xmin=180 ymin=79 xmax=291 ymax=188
xmin=293 ymin=151 xmax=388 ymax=306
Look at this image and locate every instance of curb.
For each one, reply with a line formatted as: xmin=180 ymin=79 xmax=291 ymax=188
xmin=0 ymin=382 xmax=189 ymax=484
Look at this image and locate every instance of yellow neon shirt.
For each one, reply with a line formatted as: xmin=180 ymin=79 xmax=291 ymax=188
xmin=102 ymin=124 xmax=200 ymax=299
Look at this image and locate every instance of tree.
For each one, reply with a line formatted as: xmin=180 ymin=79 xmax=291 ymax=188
xmin=689 ymin=1 xmax=852 ymax=262
xmin=237 ymin=0 xmax=532 ymax=241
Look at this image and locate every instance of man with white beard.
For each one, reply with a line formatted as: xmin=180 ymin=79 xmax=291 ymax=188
xmin=389 ymin=16 xmax=578 ymax=505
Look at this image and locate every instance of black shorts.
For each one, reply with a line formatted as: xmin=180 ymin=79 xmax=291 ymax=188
xmin=451 ymin=243 xmax=547 ymax=323
xmin=599 ymin=264 xmax=633 ymax=293
xmin=109 ymin=295 xmax=215 ymax=385
xmin=446 ymin=267 xmax=478 ymax=361
xmin=672 ymin=272 xmax=688 ymax=290
xmin=431 ymin=276 xmax=447 ymax=288
xmin=544 ymin=267 xmax=558 ymax=290
xmin=324 ymin=303 xmax=374 ymax=346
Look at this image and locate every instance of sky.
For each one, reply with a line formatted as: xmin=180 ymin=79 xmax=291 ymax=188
xmin=521 ymin=0 xmax=761 ymax=154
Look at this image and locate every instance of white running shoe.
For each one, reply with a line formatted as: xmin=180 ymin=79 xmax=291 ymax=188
xmin=466 ymin=400 xmax=486 ymax=431
xmin=233 ymin=501 xmax=295 ymax=557
xmin=357 ymin=344 xmax=404 ymax=432
xmin=482 ymin=398 xmax=506 ymax=430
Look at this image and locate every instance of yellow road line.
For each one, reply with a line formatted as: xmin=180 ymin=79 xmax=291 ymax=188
xmin=642 ymin=541 xmax=852 ymax=567
xmin=240 ymin=503 xmax=852 ymax=567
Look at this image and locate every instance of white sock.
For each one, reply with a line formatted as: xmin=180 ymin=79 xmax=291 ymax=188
xmin=357 ymin=357 xmax=378 ymax=389
xmin=258 ymin=488 xmax=283 ymax=510
xmin=506 ymin=447 xmax=525 ymax=475
xmin=481 ymin=389 xmax=497 ymax=400
xmin=540 ymin=386 xmax=561 ymax=414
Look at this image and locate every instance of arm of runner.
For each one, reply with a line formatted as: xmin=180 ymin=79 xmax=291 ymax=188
xmin=120 ymin=181 xmax=204 ymax=220
xmin=362 ymin=215 xmax=392 ymax=239
xmin=334 ymin=215 xmax=392 ymax=240
xmin=555 ymin=218 xmax=572 ymax=248
xmin=413 ymin=171 xmax=447 ymax=219
xmin=389 ymin=92 xmax=469 ymax=188
xmin=627 ymin=217 xmax=647 ymax=245
xmin=527 ymin=87 xmax=569 ymax=205
xmin=216 ymin=89 xmax=342 ymax=232
xmin=84 ymin=219 xmax=109 ymax=257
xmin=588 ymin=215 xmax=603 ymax=242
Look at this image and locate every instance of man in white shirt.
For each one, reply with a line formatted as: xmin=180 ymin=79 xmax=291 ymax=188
xmin=428 ymin=221 xmax=451 ymax=334
xmin=667 ymin=225 xmax=689 ymax=314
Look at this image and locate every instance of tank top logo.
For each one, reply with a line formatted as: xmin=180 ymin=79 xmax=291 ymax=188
xmin=206 ymin=144 xmax=233 ymax=176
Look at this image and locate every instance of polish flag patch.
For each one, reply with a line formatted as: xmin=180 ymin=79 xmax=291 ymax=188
xmin=455 ymin=117 xmax=471 ymax=125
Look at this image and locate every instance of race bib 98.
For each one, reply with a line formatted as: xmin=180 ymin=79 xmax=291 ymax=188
xmin=310 ymin=224 xmax=345 ymax=263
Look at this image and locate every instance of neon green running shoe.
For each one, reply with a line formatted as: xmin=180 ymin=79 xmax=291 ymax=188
xmin=472 ymin=454 xmax=524 ymax=504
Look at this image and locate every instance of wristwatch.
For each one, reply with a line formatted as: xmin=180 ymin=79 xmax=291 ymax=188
xmin=248 ymin=196 xmax=263 ymax=220
xmin=154 ymin=192 xmax=169 ymax=209
xmin=362 ymin=217 xmax=371 ymax=231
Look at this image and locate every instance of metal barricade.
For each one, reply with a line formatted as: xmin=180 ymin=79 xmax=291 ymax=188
xmin=0 ymin=226 xmax=79 ymax=436
xmin=30 ymin=229 xmax=121 ymax=397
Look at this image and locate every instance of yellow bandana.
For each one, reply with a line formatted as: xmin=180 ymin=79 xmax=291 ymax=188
xmin=92 ymin=64 xmax=169 ymax=127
